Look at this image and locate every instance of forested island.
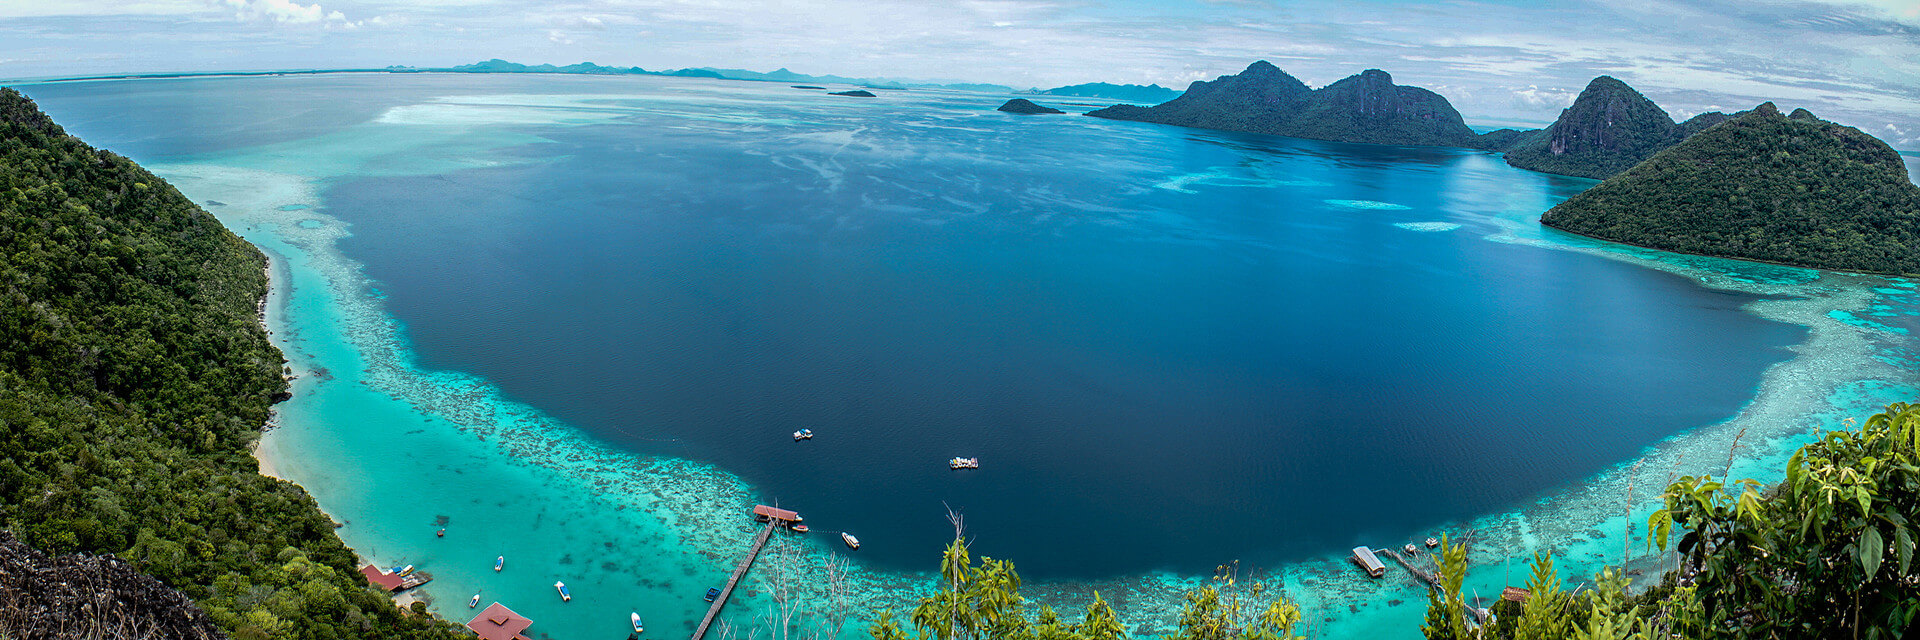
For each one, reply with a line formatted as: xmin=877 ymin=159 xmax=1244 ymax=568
xmin=1541 ymin=103 xmax=1920 ymax=274
xmin=0 ymin=88 xmax=464 ymax=638
xmin=1503 ymin=76 xmax=1739 ymax=179
xmin=1085 ymin=62 xmax=1522 ymax=149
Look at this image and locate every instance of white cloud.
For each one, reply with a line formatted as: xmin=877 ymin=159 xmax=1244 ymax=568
xmin=547 ymin=29 xmax=574 ymax=45
xmin=0 ymin=0 xmax=204 ymax=18
xmin=1511 ymin=85 xmax=1577 ymax=108
xmin=221 ymin=0 xmax=346 ymax=24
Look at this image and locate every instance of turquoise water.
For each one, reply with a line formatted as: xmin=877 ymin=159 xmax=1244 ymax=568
xmin=15 ymin=74 xmax=1920 ymax=639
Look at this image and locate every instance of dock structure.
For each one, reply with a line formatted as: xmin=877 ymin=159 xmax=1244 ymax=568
xmin=690 ymin=506 xmax=798 ymax=640
xmin=1378 ymin=548 xmax=1440 ymax=588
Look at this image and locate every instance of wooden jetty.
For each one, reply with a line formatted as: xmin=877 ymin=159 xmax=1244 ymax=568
xmin=690 ymin=506 xmax=798 ymax=640
xmin=1379 ymin=548 xmax=1439 ymax=589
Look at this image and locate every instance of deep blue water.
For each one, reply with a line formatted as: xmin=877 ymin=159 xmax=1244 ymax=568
xmin=20 ymin=75 xmax=1805 ymax=579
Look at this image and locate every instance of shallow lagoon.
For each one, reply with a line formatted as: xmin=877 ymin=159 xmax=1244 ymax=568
xmin=18 ymin=74 xmax=1920 ymax=639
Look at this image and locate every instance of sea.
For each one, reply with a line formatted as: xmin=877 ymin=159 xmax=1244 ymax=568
xmin=16 ymin=73 xmax=1919 ymax=639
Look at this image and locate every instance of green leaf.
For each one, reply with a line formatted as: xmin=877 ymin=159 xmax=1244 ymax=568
xmin=1861 ymin=527 xmax=1885 ymax=576
xmin=1897 ymin=527 xmax=1914 ymax=575
xmin=1647 ymin=510 xmax=1673 ymax=552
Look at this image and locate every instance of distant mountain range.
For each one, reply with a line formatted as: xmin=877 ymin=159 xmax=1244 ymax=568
xmin=412 ymin=60 xmax=1016 ymax=93
xmin=1020 ymin=82 xmax=1182 ymax=103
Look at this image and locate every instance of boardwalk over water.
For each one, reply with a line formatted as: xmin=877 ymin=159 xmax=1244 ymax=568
xmin=690 ymin=519 xmax=780 ymax=640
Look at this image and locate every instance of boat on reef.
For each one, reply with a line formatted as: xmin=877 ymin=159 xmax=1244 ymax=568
xmin=632 ymin=612 xmax=645 ymax=633
xmin=556 ymin=581 xmax=571 ymax=602
xmin=949 ymin=457 xmax=979 ymax=470
xmin=842 ymin=532 xmax=860 ymax=549
xmin=469 ymin=594 xmax=480 ymax=608
xmin=495 ymin=556 xmax=504 ymax=572
xmin=1404 ymin=543 xmax=1418 ymax=555
xmin=1425 ymin=537 xmax=1439 ymax=548
xmin=792 ymin=524 xmax=809 ymax=533
xmin=793 ymin=429 xmax=813 ymax=441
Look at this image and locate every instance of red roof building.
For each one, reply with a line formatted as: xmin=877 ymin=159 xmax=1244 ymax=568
xmin=359 ymin=565 xmax=405 ymax=592
xmin=467 ymin=602 xmax=535 ymax=640
xmin=753 ymin=504 xmax=800 ymax=522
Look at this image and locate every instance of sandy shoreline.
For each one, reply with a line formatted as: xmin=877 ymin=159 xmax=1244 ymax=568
xmin=252 ymin=258 xmax=288 ymax=482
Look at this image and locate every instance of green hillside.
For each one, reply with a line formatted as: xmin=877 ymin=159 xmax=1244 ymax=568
xmin=1540 ymin=103 xmax=1920 ymax=274
xmin=0 ymin=87 xmax=463 ymax=639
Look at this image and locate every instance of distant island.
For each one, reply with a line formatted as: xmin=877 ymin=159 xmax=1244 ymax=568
xmin=1086 ymin=62 xmax=1521 ymax=149
xmin=430 ymin=60 xmax=1012 ymax=92
xmin=1504 ymin=75 xmax=1739 ymax=179
xmin=1021 ymin=82 xmax=1182 ymax=103
xmin=829 ymin=89 xmax=877 ymax=97
xmin=997 ymin=98 xmax=1064 ymax=114
xmin=1541 ymin=103 xmax=1920 ymax=274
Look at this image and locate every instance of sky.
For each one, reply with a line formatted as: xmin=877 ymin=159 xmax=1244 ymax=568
xmin=0 ymin=0 xmax=1916 ymax=147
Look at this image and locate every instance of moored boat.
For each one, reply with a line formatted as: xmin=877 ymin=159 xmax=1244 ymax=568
xmin=1425 ymin=537 xmax=1439 ymax=548
xmin=704 ymin=587 xmax=721 ymax=602
xmin=842 ymin=532 xmax=860 ymax=549
xmin=792 ymin=524 xmax=809 ymax=533
xmin=948 ymin=457 xmax=979 ymax=470
xmin=632 ymin=612 xmax=644 ymax=633
xmin=397 ymin=565 xmax=415 ymax=577
xmin=1403 ymin=543 xmax=1417 ymax=555
xmin=495 ymin=556 xmax=504 ymax=571
xmin=469 ymin=593 xmax=480 ymax=608
xmin=556 ymin=581 xmax=571 ymax=602
xmin=793 ymin=429 xmax=813 ymax=441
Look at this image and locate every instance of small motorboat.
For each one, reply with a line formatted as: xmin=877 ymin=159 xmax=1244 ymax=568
xmin=793 ymin=429 xmax=814 ymax=441
xmin=469 ymin=593 xmax=480 ymax=608
xmin=791 ymin=524 xmax=809 ymax=533
xmin=842 ymin=532 xmax=860 ymax=549
xmin=556 ymin=581 xmax=571 ymax=602
xmin=495 ymin=556 xmax=504 ymax=572
xmin=1403 ymin=544 xmax=1418 ymax=555
xmin=1424 ymin=537 xmax=1439 ymax=548
xmin=704 ymin=587 xmax=721 ymax=602
xmin=948 ymin=457 xmax=979 ymax=470
xmin=397 ymin=565 xmax=416 ymax=577
xmin=437 ymin=528 xmax=446 ymax=538
xmin=632 ymin=612 xmax=645 ymax=633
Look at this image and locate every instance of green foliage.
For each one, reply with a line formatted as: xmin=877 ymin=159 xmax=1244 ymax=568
xmin=1650 ymin=401 xmax=1920 ymax=638
xmin=1541 ymin=103 xmax=1920 ymax=274
xmin=0 ymin=87 xmax=463 ymax=638
xmin=1510 ymin=552 xmax=1569 ymax=640
xmin=1421 ymin=536 xmax=1473 ymax=640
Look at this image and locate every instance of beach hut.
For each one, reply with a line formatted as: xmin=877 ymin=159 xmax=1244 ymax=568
xmin=1350 ymin=547 xmax=1386 ymax=578
xmin=467 ymin=602 xmax=535 ymax=640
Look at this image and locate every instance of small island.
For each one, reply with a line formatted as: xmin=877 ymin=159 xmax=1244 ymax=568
xmin=828 ymin=89 xmax=876 ymax=97
xmin=1540 ymin=103 xmax=1920 ymax=274
xmin=997 ymin=99 xmax=1064 ymax=115
xmin=790 ymin=85 xmax=826 ymax=90
xmin=1504 ymin=75 xmax=1741 ymax=179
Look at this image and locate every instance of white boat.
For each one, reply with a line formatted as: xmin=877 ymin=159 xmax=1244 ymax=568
xmin=841 ymin=532 xmax=860 ymax=549
xmin=397 ymin=564 xmax=415 ymax=577
xmin=632 ymin=612 xmax=645 ymax=633
xmin=469 ymin=594 xmax=480 ymax=608
xmin=793 ymin=429 xmax=813 ymax=441
xmin=494 ymin=556 xmax=504 ymax=572
xmin=948 ymin=457 xmax=979 ymax=470
xmin=556 ymin=581 xmax=571 ymax=602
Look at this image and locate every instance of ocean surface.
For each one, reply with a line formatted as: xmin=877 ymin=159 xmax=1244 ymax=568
xmin=16 ymin=74 xmax=1919 ymax=639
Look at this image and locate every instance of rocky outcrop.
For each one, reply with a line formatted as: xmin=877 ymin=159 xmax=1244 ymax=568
xmin=1086 ymin=62 xmax=1485 ymax=148
xmin=997 ymin=99 xmax=1065 ymax=114
xmin=1504 ymin=76 xmax=1679 ymax=179
xmin=0 ymin=531 xmax=224 ymax=639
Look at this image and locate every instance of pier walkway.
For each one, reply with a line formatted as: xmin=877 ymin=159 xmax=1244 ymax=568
xmin=691 ymin=507 xmax=795 ymax=640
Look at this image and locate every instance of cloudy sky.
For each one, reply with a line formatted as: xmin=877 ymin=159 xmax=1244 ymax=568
xmin=1 ymin=0 xmax=1916 ymax=147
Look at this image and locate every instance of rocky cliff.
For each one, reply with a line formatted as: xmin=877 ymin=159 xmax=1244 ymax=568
xmin=0 ymin=531 xmax=224 ymax=639
xmin=1504 ymin=76 xmax=1679 ymax=179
